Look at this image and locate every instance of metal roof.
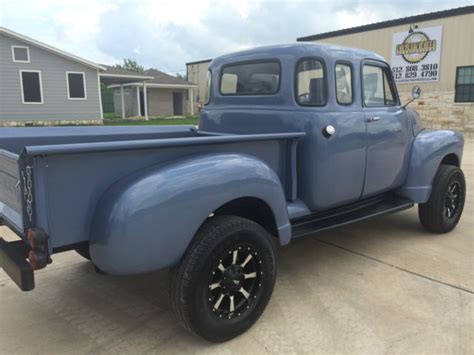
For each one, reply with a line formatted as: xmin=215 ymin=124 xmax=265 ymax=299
xmin=185 ymin=58 xmax=213 ymax=66
xmin=297 ymin=5 xmax=474 ymax=42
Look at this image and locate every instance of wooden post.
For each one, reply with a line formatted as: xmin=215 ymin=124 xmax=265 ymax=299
xmin=143 ymin=81 xmax=148 ymax=121
xmin=120 ymin=85 xmax=125 ymax=119
xmin=136 ymin=86 xmax=141 ymax=117
xmin=189 ymin=87 xmax=194 ymax=115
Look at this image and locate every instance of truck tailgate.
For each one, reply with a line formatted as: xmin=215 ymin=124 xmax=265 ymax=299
xmin=0 ymin=149 xmax=23 ymax=234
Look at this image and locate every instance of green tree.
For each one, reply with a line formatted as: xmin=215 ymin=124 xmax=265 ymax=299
xmin=114 ymin=58 xmax=144 ymax=72
xmin=175 ymin=72 xmax=187 ymax=80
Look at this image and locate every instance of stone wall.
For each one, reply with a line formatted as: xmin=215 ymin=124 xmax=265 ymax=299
xmin=399 ymin=90 xmax=474 ymax=137
xmin=0 ymin=119 xmax=103 ymax=127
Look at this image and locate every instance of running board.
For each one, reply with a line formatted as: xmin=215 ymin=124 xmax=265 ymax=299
xmin=291 ymin=195 xmax=414 ymax=238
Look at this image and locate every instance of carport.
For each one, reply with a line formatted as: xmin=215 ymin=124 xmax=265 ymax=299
xmin=103 ymin=67 xmax=198 ymax=118
xmin=99 ymin=68 xmax=154 ymax=120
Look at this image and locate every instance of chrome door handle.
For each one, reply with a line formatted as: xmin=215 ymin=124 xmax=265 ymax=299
xmin=324 ymin=125 xmax=335 ymax=136
xmin=367 ymin=116 xmax=381 ymax=122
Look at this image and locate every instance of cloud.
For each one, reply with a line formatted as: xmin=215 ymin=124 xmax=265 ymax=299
xmin=1 ymin=0 xmax=472 ymax=74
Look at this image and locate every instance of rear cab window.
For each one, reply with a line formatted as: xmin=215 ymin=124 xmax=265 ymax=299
xmin=220 ymin=61 xmax=280 ymax=95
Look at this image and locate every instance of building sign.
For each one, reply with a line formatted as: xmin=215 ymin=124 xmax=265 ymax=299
xmin=391 ymin=26 xmax=442 ymax=83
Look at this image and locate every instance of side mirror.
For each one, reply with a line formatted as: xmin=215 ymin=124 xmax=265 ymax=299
xmin=412 ymin=86 xmax=421 ymax=99
xmin=403 ymin=85 xmax=422 ymax=108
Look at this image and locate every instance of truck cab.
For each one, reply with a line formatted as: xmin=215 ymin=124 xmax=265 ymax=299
xmin=200 ymin=43 xmax=456 ymax=213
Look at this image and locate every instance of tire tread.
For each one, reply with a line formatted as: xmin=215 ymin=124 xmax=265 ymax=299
xmin=169 ymin=215 xmax=274 ymax=341
xmin=418 ymin=164 xmax=465 ymax=233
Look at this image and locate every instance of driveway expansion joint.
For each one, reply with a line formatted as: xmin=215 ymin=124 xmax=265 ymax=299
xmin=314 ymin=238 xmax=474 ymax=295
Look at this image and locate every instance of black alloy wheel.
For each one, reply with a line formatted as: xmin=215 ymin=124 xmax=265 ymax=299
xmin=170 ymin=215 xmax=277 ymax=342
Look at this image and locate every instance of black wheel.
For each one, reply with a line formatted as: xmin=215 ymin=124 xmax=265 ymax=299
xmin=418 ymin=164 xmax=466 ymax=233
xmin=170 ymin=215 xmax=277 ymax=342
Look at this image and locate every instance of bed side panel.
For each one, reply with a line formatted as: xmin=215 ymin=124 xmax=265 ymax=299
xmin=41 ymin=139 xmax=288 ymax=249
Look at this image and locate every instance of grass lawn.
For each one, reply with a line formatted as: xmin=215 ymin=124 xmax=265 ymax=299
xmin=103 ymin=116 xmax=199 ymax=126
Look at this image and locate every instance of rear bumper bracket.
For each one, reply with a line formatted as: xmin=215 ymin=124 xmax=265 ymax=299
xmin=0 ymin=238 xmax=34 ymax=291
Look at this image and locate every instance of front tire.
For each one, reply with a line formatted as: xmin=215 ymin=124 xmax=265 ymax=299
xmin=170 ymin=215 xmax=277 ymax=342
xmin=418 ymin=164 xmax=466 ymax=233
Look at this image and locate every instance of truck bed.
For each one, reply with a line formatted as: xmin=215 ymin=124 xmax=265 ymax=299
xmin=0 ymin=126 xmax=303 ymax=252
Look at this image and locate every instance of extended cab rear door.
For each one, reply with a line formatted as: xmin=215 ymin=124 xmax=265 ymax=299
xmin=296 ymin=59 xmax=367 ymax=210
xmin=361 ymin=60 xmax=412 ymax=197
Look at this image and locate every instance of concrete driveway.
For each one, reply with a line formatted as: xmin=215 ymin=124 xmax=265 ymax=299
xmin=1 ymin=141 xmax=473 ymax=354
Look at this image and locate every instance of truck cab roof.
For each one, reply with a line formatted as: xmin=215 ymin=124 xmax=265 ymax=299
xmin=209 ymin=42 xmax=386 ymax=68
xmin=204 ymin=42 xmax=389 ymax=111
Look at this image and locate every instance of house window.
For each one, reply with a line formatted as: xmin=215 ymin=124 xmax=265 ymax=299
xmin=220 ymin=61 xmax=280 ymax=95
xmin=20 ymin=70 xmax=43 ymax=104
xmin=67 ymin=72 xmax=87 ymax=99
xmin=455 ymin=66 xmax=474 ymax=103
xmin=296 ymin=59 xmax=327 ymax=106
xmin=12 ymin=46 xmax=30 ymax=63
xmin=362 ymin=65 xmax=397 ymax=107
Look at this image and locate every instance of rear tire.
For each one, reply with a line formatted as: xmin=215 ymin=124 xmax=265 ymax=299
xmin=170 ymin=215 xmax=277 ymax=342
xmin=418 ymin=164 xmax=466 ymax=233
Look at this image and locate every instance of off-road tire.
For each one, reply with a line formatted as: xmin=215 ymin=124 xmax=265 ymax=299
xmin=418 ymin=164 xmax=466 ymax=233
xmin=170 ymin=215 xmax=277 ymax=342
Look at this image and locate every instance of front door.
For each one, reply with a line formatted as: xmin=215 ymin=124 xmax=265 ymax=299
xmin=173 ymin=92 xmax=183 ymax=115
xmin=361 ymin=61 xmax=411 ymax=197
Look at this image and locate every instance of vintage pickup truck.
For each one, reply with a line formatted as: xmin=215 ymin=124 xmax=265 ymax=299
xmin=0 ymin=43 xmax=466 ymax=342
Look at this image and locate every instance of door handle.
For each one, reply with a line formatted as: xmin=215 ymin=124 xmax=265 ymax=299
xmin=324 ymin=125 xmax=335 ymax=137
xmin=367 ymin=116 xmax=381 ymax=122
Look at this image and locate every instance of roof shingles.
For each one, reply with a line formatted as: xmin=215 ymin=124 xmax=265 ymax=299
xmin=144 ymin=69 xmax=196 ymax=86
xmin=101 ymin=65 xmax=196 ymax=86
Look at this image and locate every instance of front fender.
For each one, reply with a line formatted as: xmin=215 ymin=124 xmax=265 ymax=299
xmin=89 ymin=153 xmax=290 ymax=275
xmin=397 ymin=129 xmax=464 ymax=203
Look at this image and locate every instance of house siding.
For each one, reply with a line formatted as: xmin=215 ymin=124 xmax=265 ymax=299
xmin=0 ymin=33 xmax=101 ymax=121
xmin=147 ymin=88 xmax=188 ymax=116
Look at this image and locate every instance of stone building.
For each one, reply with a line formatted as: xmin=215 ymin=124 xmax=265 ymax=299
xmin=187 ymin=7 xmax=474 ymax=134
xmin=297 ymin=6 xmax=474 ymax=135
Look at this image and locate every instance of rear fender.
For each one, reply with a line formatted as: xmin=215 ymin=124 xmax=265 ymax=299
xmin=89 ymin=153 xmax=290 ymax=275
xmin=397 ymin=130 xmax=464 ymax=203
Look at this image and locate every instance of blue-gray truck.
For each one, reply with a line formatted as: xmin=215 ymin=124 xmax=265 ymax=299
xmin=0 ymin=43 xmax=465 ymax=342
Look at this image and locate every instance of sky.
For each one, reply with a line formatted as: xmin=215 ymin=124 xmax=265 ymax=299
xmin=0 ymin=0 xmax=472 ymax=75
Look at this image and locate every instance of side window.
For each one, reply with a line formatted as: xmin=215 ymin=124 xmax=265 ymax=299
xmin=12 ymin=46 xmax=30 ymax=63
xmin=220 ymin=61 xmax=280 ymax=95
xmin=20 ymin=70 xmax=43 ymax=104
xmin=363 ymin=65 xmax=396 ymax=107
xmin=335 ymin=64 xmax=352 ymax=104
xmin=296 ymin=59 xmax=326 ymax=106
xmin=455 ymin=66 xmax=474 ymax=102
xmin=67 ymin=72 xmax=86 ymax=100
